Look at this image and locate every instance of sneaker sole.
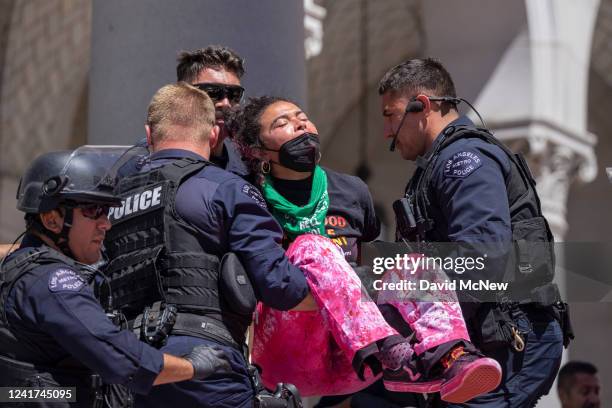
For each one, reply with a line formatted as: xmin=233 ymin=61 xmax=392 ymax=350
xmin=440 ymin=358 xmax=502 ymax=403
xmin=383 ymin=378 xmax=443 ymax=394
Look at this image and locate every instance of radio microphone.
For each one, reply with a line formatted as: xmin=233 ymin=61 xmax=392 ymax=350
xmin=389 ymin=99 xmax=424 ymax=152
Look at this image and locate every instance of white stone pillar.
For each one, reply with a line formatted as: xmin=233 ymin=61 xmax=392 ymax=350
xmin=89 ymin=0 xmax=306 ymax=145
xmin=475 ymin=0 xmax=600 ymax=240
xmin=474 ymin=1 xmax=601 ymax=407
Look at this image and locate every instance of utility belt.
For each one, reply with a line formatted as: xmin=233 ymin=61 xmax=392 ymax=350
xmin=129 ymin=303 xmax=304 ymax=408
xmin=467 ymin=282 xmax=574 ymax=352
xmin=130 ymin=301 xmax=243 ymax=352
xmin=129 ymin=252 xmax=257 ymax=352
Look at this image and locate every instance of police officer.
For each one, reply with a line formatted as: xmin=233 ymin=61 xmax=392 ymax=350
xmin=0 ymin=147 xmax=232 ymax=407
xmin=104 ymin=83 xmax=311 ymax=408
xmin=176 ymin=45 xmax=251 ymax=179
xmin=378 ymin=58 xmax=567 ymax=406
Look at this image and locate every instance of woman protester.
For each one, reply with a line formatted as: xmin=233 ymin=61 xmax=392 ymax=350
xmin=231 ymin=96 xmax=502 ymax=404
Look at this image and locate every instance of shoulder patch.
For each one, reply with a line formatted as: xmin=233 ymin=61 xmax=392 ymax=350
xmin=443 ymin=151 xmax=483 ymax=178
xmin=241 ymin=184 xmax=267 ymax=209
xmin=48 ymin=268 xmax=85 ymax=293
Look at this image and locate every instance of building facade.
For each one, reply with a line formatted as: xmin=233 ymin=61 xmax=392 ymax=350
xmin=0 ymin=1 xmax=609 ymax=405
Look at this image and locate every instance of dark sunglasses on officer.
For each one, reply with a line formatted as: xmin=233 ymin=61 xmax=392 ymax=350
xmin=78 ymin=204 xmax=111 ymax=220
xmin=193 ymin=83 xmax=245 ymax=105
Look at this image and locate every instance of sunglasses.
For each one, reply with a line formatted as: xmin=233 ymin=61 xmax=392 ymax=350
xmin=193 ymin=83 xmax=244 ymax=104
xmin=79 ymin=204 xmax=111 ymax=220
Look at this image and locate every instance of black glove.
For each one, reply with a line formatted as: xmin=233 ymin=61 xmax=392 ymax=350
xmin=184 ymin=345 xmax=232 ymax=380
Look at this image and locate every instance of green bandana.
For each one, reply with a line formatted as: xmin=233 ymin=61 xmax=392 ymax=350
xmin=262 ymin=166 xmax=330 ymax=240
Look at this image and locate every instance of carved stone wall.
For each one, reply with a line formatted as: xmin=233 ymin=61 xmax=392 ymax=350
xmin=0 ymin=0 xmax=91 ymax=241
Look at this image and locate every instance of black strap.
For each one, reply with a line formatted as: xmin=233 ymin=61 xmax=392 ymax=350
xmin=164 ymin=293 xmax=220 ymax=308
xmin=113 ymin=286 xmax=159 ymax=308
xmin=130 ymin=309 xmax=236 ymax=347
xmin=160 ymin=158 xmax=209 ymax=183
xmin=161 ymin=276 xmax=217 ymax=288
xmin=515 ymin=239 xmax=534 ymax=274
xmin=162 ymin=254 xmax=219 ymax=271
xmin=171 ymin=313 xmax=241 ymax=350
xmin=108 ymin=213 xmax=165 ymax=251
xmin=106 ymin=246 xmax=163 ymax=275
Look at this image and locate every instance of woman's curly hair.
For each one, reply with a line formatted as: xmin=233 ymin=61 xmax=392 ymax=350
xmin=229 ymin=95 xmax=294 ymax=185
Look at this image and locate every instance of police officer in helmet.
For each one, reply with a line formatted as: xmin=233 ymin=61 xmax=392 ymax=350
xmin=0 ymin=147 xmax=231 ymax=407
xmin=379 ymin=58 xmax=569 ymax=406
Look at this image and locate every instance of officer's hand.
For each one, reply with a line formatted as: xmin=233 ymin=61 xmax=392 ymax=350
xmin=184 ymin=345 xmax=232 ymax=380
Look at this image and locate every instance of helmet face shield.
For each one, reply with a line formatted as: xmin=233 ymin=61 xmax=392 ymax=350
xmin=48 ymin=145 xmax=137 ymax=210
xmin=59 ymin=145 xmax=135 ymax=193
xmin=17 ymin=145 xmax=147 ymax=214
xmin=95 ymin=143 xmax=151 ymax=190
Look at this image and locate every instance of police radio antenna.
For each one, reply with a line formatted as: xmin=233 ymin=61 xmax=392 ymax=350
xmin=0 ymin=230 xmax=27 ymax=269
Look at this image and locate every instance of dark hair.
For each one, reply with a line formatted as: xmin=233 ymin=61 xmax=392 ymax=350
xmin=557 ymin=361 xmax=598 ymax=391
xmin=230 ymin=95 xmax=293 ymax=184
xmin=378 ymin=58 xmax=456 ymax=98
xmin=176 ymin=45 xmax=245 ymax=82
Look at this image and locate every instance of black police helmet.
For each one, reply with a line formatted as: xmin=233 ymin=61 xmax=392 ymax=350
xmin=17 ymin=148 xmax=123 ymax=214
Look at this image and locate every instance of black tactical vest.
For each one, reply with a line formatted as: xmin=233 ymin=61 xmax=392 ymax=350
xmin=104 ymin=157 xmax=246 ymax=348
xmin=0 ymin=246 xmax=105 ymax=407
xmin=401 ymin=125 xmax=558 ymax=305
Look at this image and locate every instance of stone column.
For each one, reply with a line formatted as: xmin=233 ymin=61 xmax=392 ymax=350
xmin=473 ymin=2 xmax=601 ymax=407
xmin=475 ymin=0 xmax=601 ymax=240
xmin=494 ymin=122 xmax=597 ymax=239
xmin=88 ymin=0 xmax=306 ymax=145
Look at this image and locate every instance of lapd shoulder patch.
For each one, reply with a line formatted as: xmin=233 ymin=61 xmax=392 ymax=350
xmin=241 ymin=184 xmax=267 ymax=209
xmin=443 ymin=151 xmax=483 ymax=178
xmin=48 ymin=268 xmax=86 ymax=292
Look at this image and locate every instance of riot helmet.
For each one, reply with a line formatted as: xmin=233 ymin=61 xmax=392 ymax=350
xmin=17 ymin=148 xmax=126 ymax=214
xmin=16 ymin=146 xmax=132 ymax=256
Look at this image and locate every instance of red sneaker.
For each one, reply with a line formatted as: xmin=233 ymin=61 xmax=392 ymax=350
xmin=382 ymin=362 xmax=443 ymax=393
xmin=383 ymin=354 xmax=443 ymax=394
xmin=439 ymin=347 xmax=502 ymax=403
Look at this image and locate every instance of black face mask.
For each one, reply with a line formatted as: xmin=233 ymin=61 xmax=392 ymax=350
xmin=266 ymin=132 xmax=321 ymax=172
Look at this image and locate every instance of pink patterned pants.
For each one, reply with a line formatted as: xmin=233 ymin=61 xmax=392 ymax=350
xmin=252 ymin=234 xmax=470 ymax=396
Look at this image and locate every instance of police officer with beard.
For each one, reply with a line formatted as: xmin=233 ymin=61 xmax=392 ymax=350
xmin=176 ymin=45 xmax=251 ymax=180
xmin=0 ymin=146 xmax=232 ymax=407
xmin=379 ymin=58 xmax=570 ymax=406
xmin=104 ymin=83 xmax=310 ymax=408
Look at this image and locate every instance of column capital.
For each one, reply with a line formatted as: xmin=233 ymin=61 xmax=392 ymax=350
xmin=492 ymin=119 xmax=597 ymax=238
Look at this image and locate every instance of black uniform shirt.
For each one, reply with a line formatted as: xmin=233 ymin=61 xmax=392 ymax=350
xmin=148 ymin=149 xmax=309 ymax=310
xmin=3 ymin=235 xmax=163 ymax=394
xmin=210 ymin=138 xmax=251 ymax=181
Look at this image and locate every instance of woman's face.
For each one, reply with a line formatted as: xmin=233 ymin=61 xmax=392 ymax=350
xmin=259 ymin=101 xmax=319 ymax=161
